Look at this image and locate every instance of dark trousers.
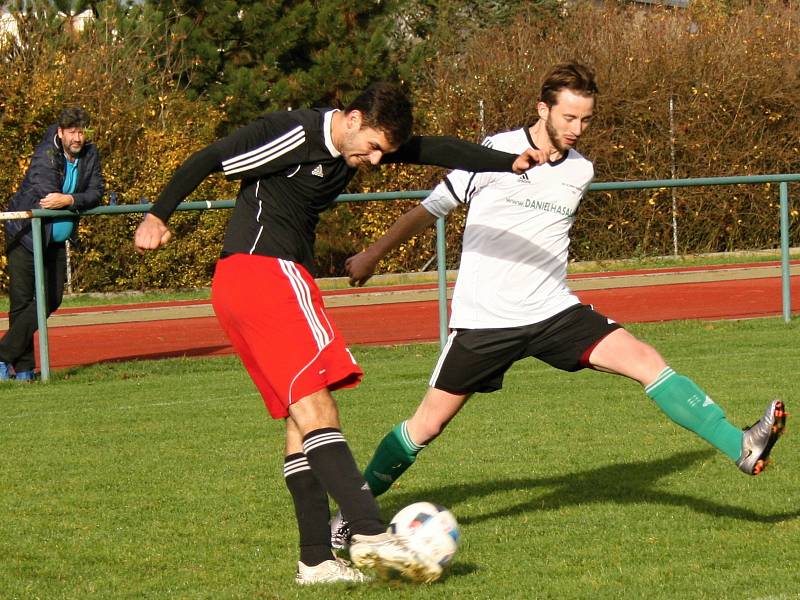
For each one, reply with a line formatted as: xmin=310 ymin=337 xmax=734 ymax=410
xmin=0 ymin=242 xmax=66 ymax=372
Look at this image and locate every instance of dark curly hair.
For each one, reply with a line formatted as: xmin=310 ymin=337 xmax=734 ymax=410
xmin=345 ymin=82 xmax=413 ymax=147
xmin=58 ymin=107 xmax=90 ymax=129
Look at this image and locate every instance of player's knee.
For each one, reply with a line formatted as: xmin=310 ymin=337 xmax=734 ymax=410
xmin=408 ymin=416 xmax=446 ymax=446
xmin=637 ymin=341 xmax=665 ymax=368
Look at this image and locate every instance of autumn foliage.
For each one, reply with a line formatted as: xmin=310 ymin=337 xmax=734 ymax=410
xmin=0 ymin=1 xmax=798 ymax=291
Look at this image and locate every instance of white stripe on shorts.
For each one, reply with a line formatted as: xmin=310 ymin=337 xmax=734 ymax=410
xmin=278 ymin=259 xmax=330 ymax=349
xmin=429 ymin=330 xmax=457 ymax=387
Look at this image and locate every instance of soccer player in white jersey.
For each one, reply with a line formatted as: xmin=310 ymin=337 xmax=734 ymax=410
xmin=333 ymin=62 xmax=786 ymax=549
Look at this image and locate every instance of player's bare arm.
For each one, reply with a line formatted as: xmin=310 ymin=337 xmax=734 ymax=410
xmin=134 ymin=213 xmax=172 ymax=253
xmin=346 ymin=145 xmax=545 ymax=286
xmin=346 ymin=204 xmax=437 ymax=287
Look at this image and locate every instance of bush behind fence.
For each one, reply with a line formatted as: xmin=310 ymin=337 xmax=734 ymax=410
xmin=0 ymin=1 xmax=798 ymax=291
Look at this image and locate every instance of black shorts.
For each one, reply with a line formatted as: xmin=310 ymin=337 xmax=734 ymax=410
xmin=430 ymin=304 xmax=622 ymax=394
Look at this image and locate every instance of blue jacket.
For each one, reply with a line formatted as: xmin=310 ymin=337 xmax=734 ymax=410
xmin=5 ymin=124 xmax=104 ymax=251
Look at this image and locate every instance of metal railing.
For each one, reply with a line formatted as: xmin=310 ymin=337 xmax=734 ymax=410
xmin=2 ymin=173 xmax=798 ymax=382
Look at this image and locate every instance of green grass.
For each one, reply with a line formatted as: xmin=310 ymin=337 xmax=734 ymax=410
xmin=1 ymin=318 xmax=799 ymax=599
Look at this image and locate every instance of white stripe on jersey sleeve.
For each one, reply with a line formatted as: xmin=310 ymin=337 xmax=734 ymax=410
xmin=222 ymin=125 xmax=306 ymax=175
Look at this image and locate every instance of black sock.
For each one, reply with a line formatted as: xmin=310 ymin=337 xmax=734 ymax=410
xmin=283 ymin=453 xmax=334 ymax=566
xmin=303 ymin=428 xmax=385 ymax=536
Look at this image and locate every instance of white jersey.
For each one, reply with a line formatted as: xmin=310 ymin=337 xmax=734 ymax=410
xmin=422 ymin=127 xmax=594 ymax=329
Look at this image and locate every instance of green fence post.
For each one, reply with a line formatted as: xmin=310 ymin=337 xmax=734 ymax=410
xmin=436 ymin=216 xmax=448 ymax=349
xmin=779 ymin=182 xmax=792 ymax=323
xmin=31 ymin=217 xmax=51 ymax=382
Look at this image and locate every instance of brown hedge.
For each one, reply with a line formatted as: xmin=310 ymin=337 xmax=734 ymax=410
xmin=1 ymin=1 xmax=798 ymax=290
xmin=355 ymin=0 xmax=800 ymax=274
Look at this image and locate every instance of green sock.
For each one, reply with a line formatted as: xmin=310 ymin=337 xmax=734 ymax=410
xmin=645 ymin=367 xmax=743 ymax=461
xmin=364 ymin=421 xmax=425 ymax=496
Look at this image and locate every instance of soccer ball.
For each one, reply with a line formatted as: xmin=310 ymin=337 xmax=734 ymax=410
xmin=388 ymin=502 xmax=460 ymax=569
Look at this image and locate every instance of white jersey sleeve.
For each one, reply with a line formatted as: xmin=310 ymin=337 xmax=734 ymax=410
xmin=421 ymin=137 xmax=505 ymax=218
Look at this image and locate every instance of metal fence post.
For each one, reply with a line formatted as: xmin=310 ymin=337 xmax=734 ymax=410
xmin=779 ymin=182 xmax=792 ymax=323
xmin=436 ymin=216 xmax=448 ymax=349
xmin=31 ymin=217 xmax=51 ymax=382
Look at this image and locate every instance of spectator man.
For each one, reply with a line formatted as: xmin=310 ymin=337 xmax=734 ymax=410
xmin=0 ymin=107 xmax=104 ymax=381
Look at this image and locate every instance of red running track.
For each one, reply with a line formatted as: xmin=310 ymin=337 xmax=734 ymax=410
xmin=30 ymin=274 xmax=800 ymax=370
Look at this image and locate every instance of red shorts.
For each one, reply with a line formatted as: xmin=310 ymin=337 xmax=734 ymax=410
xmin=211 ymin=254 xmax=363 ymax=418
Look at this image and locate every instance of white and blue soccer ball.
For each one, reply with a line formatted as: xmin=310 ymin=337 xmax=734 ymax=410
xmin=388 ymin=501 xmax=460 ymax=569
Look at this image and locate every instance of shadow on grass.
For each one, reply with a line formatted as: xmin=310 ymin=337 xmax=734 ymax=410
xmin=385 ymin=449 xmax=799 ymax=525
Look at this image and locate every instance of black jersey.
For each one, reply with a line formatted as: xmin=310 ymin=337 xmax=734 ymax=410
xmin=217 ymin=109 xmax=354 ymax=269
xmin=151 ymin=108 xmax=520 ymax=274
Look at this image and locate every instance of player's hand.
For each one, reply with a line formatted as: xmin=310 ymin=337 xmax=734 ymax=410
xmin=134 ymin=213 xmax=172 ymax=253
xmin=345 ymin=251 xmax=379 ymax=287
xmin=39 ymin=193 xmax=74 ymax=209
xmin=511 ymin=147 xmax=548 ymax=173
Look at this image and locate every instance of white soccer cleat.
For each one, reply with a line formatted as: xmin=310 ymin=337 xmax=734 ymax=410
xmin=349 ymin=531 xmax=443 ymax=583
xmin=295 ymin=558 xmax=371 ymax=585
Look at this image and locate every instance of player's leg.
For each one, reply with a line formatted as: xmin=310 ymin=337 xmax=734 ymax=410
xmin=363 ymin=387 xmax=471 ymax=497
xmin=290 ymin=389 xmax=443 ymax=582
xmin=588 ymin=326 xmax=785 ymax=474
xmin=213 ymin=256 xmax=370 ymax=523
xmin=283 ymin=416 xmax=334 ymax=568
xmin=288 ymin=389 xmax=385 ymax=538
xmin=588 ymin=327 xmax=743 ymax=459
xmin=283 ymin=412 xmax=370 ymax=584
xmin=362 ymin=328 xmax=517 ymax=498
xmin=214 ymin=256 xmax=465 ymax=581
xmin=333 ymin=389 xmax=467 ymax=549
xmin=332 ymin=328 xmax=515 ymax=556
xmin=212 ymin=255 xmax=377 ymax=581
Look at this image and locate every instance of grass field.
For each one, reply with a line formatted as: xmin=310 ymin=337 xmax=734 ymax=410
xmin=1 ymin=318 xmax=798 ymax=599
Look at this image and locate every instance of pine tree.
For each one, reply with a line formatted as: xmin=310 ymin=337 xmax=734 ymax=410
xmin=148 ymin=0 xmax=400 ymax=130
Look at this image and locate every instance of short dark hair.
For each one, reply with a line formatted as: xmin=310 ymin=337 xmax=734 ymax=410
xmin=345 ymin=82 xmax=413 ymax=147
xmin=539 ymin=62 xmax=599 ymax=107
xmin=58 ymin=107 xmax=90 ymax=130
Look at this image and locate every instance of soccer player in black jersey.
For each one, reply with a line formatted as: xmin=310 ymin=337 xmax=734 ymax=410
xmin=134 ymin=82 xmax=542 ymax=584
